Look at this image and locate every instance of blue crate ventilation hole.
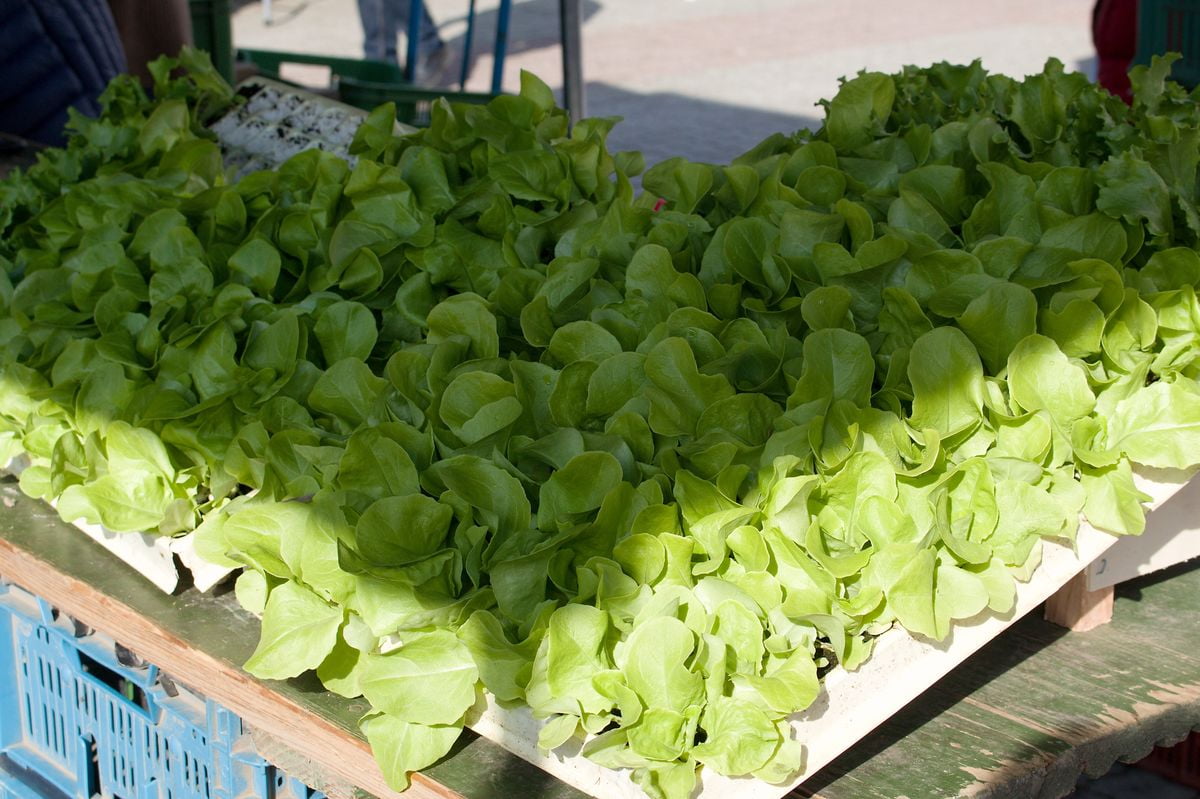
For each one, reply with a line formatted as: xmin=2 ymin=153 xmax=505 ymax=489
xmin=0 ymin=582 xmax=322 ymax=799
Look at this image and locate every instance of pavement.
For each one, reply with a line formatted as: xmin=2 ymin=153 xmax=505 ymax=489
xmin=229 ymin=3 xmax=1197 ymax=796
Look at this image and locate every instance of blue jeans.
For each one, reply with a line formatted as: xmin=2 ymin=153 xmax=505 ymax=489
xmin=356 ymin=0 xmax=441 ymax=65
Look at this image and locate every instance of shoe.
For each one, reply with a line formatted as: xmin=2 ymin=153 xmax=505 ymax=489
xmin=414 ymin=41 xmax=454 ymax=87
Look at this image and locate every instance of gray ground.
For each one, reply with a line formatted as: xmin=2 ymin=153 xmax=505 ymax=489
xmin=231 ymin=2 xmax=1200 ymax=796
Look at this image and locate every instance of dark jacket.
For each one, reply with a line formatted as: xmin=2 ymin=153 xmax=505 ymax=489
xmin=0 ymin=0 xmax=126 ymax=145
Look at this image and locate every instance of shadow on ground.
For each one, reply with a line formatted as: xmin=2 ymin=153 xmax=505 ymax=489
xmin=585 ymin=82 xmax=820 ymax=168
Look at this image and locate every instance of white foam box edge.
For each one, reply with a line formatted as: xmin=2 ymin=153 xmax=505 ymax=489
xmin=2 ymin=451 xmax=234 ymax=595
xmin=1086 ymin=468 xmax=1200 ymax=590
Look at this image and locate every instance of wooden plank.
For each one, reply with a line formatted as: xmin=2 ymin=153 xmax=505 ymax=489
xmin=0 ymin=479 xmax=588 ymax=799
xmin=1044 ymin=571 xmax=1115 ymax=631
xmin=796 ymin=561 xmax=1200 ymax=799
xmin=3 ymin=455 xmax=225 ymax=595
xmin=0 ymin=521 xmax=450 ymax=799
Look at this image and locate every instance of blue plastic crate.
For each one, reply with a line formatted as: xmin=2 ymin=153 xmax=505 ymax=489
xmin=0 ymin=582 xmax=321 ymax=799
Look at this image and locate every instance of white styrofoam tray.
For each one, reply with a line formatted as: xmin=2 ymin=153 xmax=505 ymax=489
xmin=463 ymin=469 xmax=1195 ymax=799
xmin=5 ymin=461 xmax=1195 ymax=796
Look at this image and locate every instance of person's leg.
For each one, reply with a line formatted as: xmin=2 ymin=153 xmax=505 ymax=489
xmin=390 ymin=0 xmax=448 ymax=83
xmin=356 ymin=0 xmax=399 ymax=63
xmin=392 ymin=0 xmax=443 ymax=52
xmin=417 ymin=2 xmax=443 ymax=50
xmin=1092 ymin=0 xmax=1137 ymax=102
xmin=380 ymin=0 xmax=401 ymax=64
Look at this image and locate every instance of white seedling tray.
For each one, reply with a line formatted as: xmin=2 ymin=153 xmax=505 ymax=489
xmin=210 ymin=77 xmax=368 ymax=179
xmin=462 ymin=470 xmax=1194 ymax=799
xmin=209 ymin=77 xmax=417 ymax=179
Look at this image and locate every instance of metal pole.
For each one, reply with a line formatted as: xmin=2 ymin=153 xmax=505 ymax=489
xmin=405 ymin=0 xmax=423 ymax=83
xmin=459 ymin=0 xmax=477 ymax=90
xmin=490 ymin=0 xmax=513 ymax=95
xmin=559 ymin=0 xmax=585 ymax=124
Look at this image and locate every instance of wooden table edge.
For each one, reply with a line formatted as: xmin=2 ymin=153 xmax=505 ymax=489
xmin=0 ymin=535 xmax=462 ymax=799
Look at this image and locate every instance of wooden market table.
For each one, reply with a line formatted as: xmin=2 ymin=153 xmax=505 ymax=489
xmin=0 ymin=477 xmax=1197 ymax=799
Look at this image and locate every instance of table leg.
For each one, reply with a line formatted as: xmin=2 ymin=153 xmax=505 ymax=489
xmin=1045 ymin=569 xmax=1116 ymax=631
xmin=559 ymin=0 xmax=585 ymax=124
xmin=459 ymin=0 xmax=477 ymax=90
xmin=491 ymin=0 xmax=513 ymax=94
xmin=406 ymin=0 xmax=423 ymax=83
